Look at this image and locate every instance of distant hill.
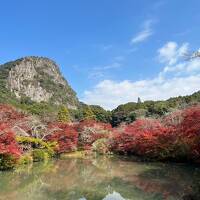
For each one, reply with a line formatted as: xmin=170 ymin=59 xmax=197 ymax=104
xmin=111 ymin=91 xmax=200 ymax=126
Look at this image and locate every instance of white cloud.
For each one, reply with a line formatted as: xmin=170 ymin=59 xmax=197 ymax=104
xmin=131 ymin=19 xmax=154 ymax=44
xmin=186 ymin=58 xmax=200 ymax=72
xmin=158 ymin=41 xmax=189 ymax=65
xmin=82 ymin=42 xmax=200 ymax=110
xmin=82 ymin=75 xmax=200 ymax=110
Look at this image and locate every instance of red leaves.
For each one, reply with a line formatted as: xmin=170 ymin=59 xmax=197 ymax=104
xmin=74 ymin=120 xmax=112 ymax=132
xmin=178 ymin=106 xmax=200 ymax=136
xmin=110 ymin=119 xmax=168 ymax=157
xmin=0 ymin=104 xmax=26 ymax=128
xmin=0 ymin=105 xmax=24 ymax=168
xmin=0 ymin=103 xmax=199 ymax=163
xmin=109 ymin=106 xmax=200 ymax=162
xmin=47 ymin=123 xmax=78 ymax=154
xmin=74 ymin=120 xmax=111 ymax=150
xmin=173 ymin=106 xmax=200 ymax=160
xmin=0 ymin=124 xmax=21 ymax=158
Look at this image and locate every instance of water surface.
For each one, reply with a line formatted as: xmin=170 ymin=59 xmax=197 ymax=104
xmin=0 ymin=156 xmax=199 ymax=200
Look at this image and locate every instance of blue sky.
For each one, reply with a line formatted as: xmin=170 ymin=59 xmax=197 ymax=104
xmin=0 ymin=0 xmax=200 ymax=109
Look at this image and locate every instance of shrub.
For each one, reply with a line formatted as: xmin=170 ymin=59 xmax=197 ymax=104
xmin=109 ymin=106 xmax=200 ymax=163
xmin=47 ymin=123 xmax=78 ymax=154
xmin=75 ymin=120 xmax=112 ymax=150
xmin=110 ymin=119 xmax=167 ymax=157
xmin=0 ymin=154 xmax=19 ymax=170
xmin=18 ymin=153 xmax=33 ymax=165
xmin=109 ymin=118 xmax=183 ymax=160
xmin=164 ymin=106 xmax=200 ymax=162
xmin=16 ymin=136 xmax=56 ymax=157
xmin=0 ymin=104 xmax=26 ymax=128
xmin=0 ymin=124 xmax=21 ymax=169
xmin=32 ymin=149 xmax=49 ymax=162
xmin=92 ymin=138 xmax=110 ymax=154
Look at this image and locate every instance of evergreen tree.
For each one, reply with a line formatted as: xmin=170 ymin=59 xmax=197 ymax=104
xmin=57 ymin=105 xmax=71 ymax=123
xmin=82 ymin=106 xmax=96 ymax=120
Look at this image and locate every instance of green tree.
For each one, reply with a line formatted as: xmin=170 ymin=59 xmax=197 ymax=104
xmin=90 ymin=105 xmax=111 ymax=123
xmin=125 ymin=111 xmax=136 ymax=124
xmin=111 ymin=111 xmax=127 ymax=127
xmin=82 ymin=106 xmax=96 ymax=120
xmin=57 ymin=105 xmax=71 ymax=122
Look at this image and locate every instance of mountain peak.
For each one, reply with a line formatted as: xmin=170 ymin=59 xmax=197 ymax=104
xmin=0 ymin=56 xmax=79 ymax=109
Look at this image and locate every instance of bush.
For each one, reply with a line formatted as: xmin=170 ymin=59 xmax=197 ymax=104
xmin=18 ymin=153 xmax=33 ymax=165
xmin=16 ymin=136 xmax=56 ymax=157
xmin=0 ymin=104 xmax=26 ymax=128
xmin=109 ymin=106 xmax=200 ymax=163
xmin=110 ymin=119 xmax=167 ymax=157
xmin=32 ymin=149 xmax=50 ymax=162
xmin=75 ymin=120 xmax=112 ymax=150
xmin=110 ymin=118 xmax=185 ymax=160
xmin=164 ymin=106 xmax=200 ymax=162
xmin=0 ymin=124 xmax=21 ymax=170
xmin=92 ymin=138 xmax=110 ymax=154
xmin=47 ymin=123 xmax=78 ymax=154
xmin=0 ymin=154 xmax=19 ymax=170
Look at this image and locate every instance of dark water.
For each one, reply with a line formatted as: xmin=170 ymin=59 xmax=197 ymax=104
xmin=0 ymin=156 xmax=199 ymax=200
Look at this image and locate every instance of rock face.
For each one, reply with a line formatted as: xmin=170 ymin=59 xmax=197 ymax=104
xmin=0 ymin=56 xmax=79 ymax=109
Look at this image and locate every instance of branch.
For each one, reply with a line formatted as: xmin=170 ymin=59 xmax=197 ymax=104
xmin=183 ymin=51 xmax=200 ymax=60
xmin=12 ymin=126 xmax=30 ymax=137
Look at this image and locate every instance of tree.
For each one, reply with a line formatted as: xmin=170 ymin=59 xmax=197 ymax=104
xmin=111 ymin=111 xmax=127 ymax=127
xmin=0 ymin=124 xmax=21 ymax=169
xmin=90 ymin=105 xmax=111 ymax=123
xmin=57 ymin=106 xmax=71 ymax=123
xmin=146 ymin=102 xmax=169 ymax=117
xmin=82 ymin=106 xmax=96 ymax=120
xmin=47 ymin=123 xmax=78 ymax=154
xmin=125 ymin=111 xmax=136 ymax=124
xmin=110 ymin=118 xmax=167 ymax=156
xmin=184 ymin=50 xmax=200 ymax=60
xmin=74 ymin=120 xmax=111 ymax=150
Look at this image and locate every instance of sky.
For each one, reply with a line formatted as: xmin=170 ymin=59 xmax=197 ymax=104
xmin=0 ymin=0 xmax=200 ymax=110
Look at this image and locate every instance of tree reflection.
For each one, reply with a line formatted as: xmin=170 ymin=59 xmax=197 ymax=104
xmin=0 ymin=156 xmax=199 ymax=200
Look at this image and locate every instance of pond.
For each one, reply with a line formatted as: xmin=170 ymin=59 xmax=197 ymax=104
xmin=0 ymin=156 xmax=199 ymax=200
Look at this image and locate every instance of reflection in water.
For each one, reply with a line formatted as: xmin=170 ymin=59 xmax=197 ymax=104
xmin=103 ymin=191 xmax=125 ymax=200
xmin=0 ymin=156 xmax=199 ymax=200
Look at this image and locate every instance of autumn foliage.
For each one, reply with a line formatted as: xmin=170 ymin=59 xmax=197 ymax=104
xmin=0 ymin=123 xmax=21 ymax=169
xmin=74 ymin=120 xmax=112 ymax=150
xmin=168 ymin=106 xmax=200 ymax=161
xmin=0 ymin=103 xmax=200 ymax=169
xmin=0 ymin=104 xmax=26 ymax=128
xmin=110 ymin=119 xmax=167 ymax=157
xmin=110 ymin=106 xmax=200 ymax=163
xmin=46 ymin=123 xmax=78 ymax=154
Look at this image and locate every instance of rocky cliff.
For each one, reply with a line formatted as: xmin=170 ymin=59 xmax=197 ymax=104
xmin=0 ymin=56 xmax=79 ymax=109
